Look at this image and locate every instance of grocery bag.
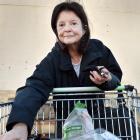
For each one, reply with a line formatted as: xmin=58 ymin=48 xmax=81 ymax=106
xmin=62 ymin=101 xmax=120 ymax=140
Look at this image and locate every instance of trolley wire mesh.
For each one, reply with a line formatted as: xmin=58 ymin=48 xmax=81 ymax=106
xmin=0 ymin=86 xmax=140 ymax=140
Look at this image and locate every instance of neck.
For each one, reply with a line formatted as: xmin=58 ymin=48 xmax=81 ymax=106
xmin=68 ymin=48 xmax=82 ymax=64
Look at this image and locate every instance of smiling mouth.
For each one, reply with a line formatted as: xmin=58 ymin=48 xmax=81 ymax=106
xmin=64 ymin=36 xmax=74 ymax=37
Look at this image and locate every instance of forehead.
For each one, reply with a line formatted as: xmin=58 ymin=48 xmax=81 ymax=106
xmin=57 ymin=10 xmax=81 ymax=23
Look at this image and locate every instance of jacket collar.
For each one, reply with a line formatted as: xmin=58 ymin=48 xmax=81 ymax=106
xmin=81 ymin=51 xmax=102 ymax=71
xmin=59 ymin=50 xmax=73 ymax=71
xmin=58 ymin=39 xmax=103 ymax=71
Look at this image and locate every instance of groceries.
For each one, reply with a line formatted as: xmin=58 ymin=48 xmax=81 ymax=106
xmin=62 ymin=101 xmax=120 ymax=140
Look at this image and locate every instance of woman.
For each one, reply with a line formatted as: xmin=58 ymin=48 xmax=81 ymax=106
xmin=1 ymin=1 xmax=122 ymax=140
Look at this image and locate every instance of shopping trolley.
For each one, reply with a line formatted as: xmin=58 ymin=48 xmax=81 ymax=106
xmin=0 ymin=85 xmax=139 ymax=140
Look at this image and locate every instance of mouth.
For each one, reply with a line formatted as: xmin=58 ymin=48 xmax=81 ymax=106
xmin=64 ymin=36 xmax=73 ymax=39
xmin=63 ymin=34 xmax=74 ymax=37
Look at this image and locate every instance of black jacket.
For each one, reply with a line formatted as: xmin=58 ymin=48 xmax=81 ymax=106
xmin=6 ymin=39 xmax=122 ymax=134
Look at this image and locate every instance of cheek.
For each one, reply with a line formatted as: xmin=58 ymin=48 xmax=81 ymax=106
xmin=81 ymin=28 xmax=85 ymax=36
xmin=76 ymin=27 xmax=85 ymax=37
xmin=57 ymin=34 xmax=64 ymax=42
xmin=57 ymin=30 xmax=63 ymax=36
xmin=57 ymin=32 xmax=62 ymax=39
xmin=76 ymin=31 xmax=85 ymax=39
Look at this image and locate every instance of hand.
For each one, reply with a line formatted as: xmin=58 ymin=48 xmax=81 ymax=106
xmin=0 ymin=123 xmax=28 ymax=140
xmin=89 ymin=66 xmax=112 ymax=85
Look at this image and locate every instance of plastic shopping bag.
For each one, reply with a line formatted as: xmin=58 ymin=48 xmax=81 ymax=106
xmin=62 ymin=101 xmax=94 ymax=140
xmin=62 ymin=101 xmax=121 ymax=140
xmin=94 ymin=128 xmax=121 ymax=140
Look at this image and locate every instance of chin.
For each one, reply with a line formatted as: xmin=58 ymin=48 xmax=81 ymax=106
xmin=64 ymin=42 xmax=75 ymax=45
xmin=62 ymin=40 xmax=78 ymax=45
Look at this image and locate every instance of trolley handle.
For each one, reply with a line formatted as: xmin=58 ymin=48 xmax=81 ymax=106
xmin=116 ymin=85 xmax=134 ymax=91
xmin=0 ymin=101 xmax=13 ymax=107
xmin=52 ymin=85 xmax=136 ymax=93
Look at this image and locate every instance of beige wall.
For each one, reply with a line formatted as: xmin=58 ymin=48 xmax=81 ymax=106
xmin=0 ymin=0 xmax=140 ymax=91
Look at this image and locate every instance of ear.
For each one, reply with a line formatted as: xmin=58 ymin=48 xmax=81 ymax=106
xmin=82 ymin=25 xmax=87 ymax=35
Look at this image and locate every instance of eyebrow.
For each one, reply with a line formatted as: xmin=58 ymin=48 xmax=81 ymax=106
xmin=71 ymin=19 xmax=79 ymax=22
xmin=57 ymin=19 xmax=79 ymax=23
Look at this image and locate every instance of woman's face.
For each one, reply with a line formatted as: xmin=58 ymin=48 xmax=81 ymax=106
xmin=56 ymin=10 xmax=85 ymax=46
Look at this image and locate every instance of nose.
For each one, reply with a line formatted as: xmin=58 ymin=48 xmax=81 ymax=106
xmin=63 ymin=24 xmax=72 ymax=32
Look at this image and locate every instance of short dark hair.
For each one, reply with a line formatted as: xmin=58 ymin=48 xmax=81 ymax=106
xmin=51 ymin=1 xmax=90 ymax=54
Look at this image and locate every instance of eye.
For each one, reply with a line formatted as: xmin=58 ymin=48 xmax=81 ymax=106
xmin=59 ymin=23 xmax=65 ymax=27
xmin=72 ymin=22 xmax=77 ymax=25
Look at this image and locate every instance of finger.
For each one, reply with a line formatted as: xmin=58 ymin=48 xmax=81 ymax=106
xmin=100 ymin=69 xmax=112 ymax=80
xmin=0 ymin=132 xmax=17 ymax=140
xmin=96 ymin=66 xmax=111 ymax=80
xmin=90 ymin=71 xmax=102 ymax=81
xmin=90 ymin=71 xmax=101 ymax=80
xmin=90 ymin=70 xmax=108 ymax=84
xmin=89 ymin=75 xmax=103 ymax=85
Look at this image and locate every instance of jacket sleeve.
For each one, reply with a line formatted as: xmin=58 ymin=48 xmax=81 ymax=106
xmin=6 ymin=53 xmax=55 ymax=135
xmin=99 ymin=45 xmax=123 ymax=90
